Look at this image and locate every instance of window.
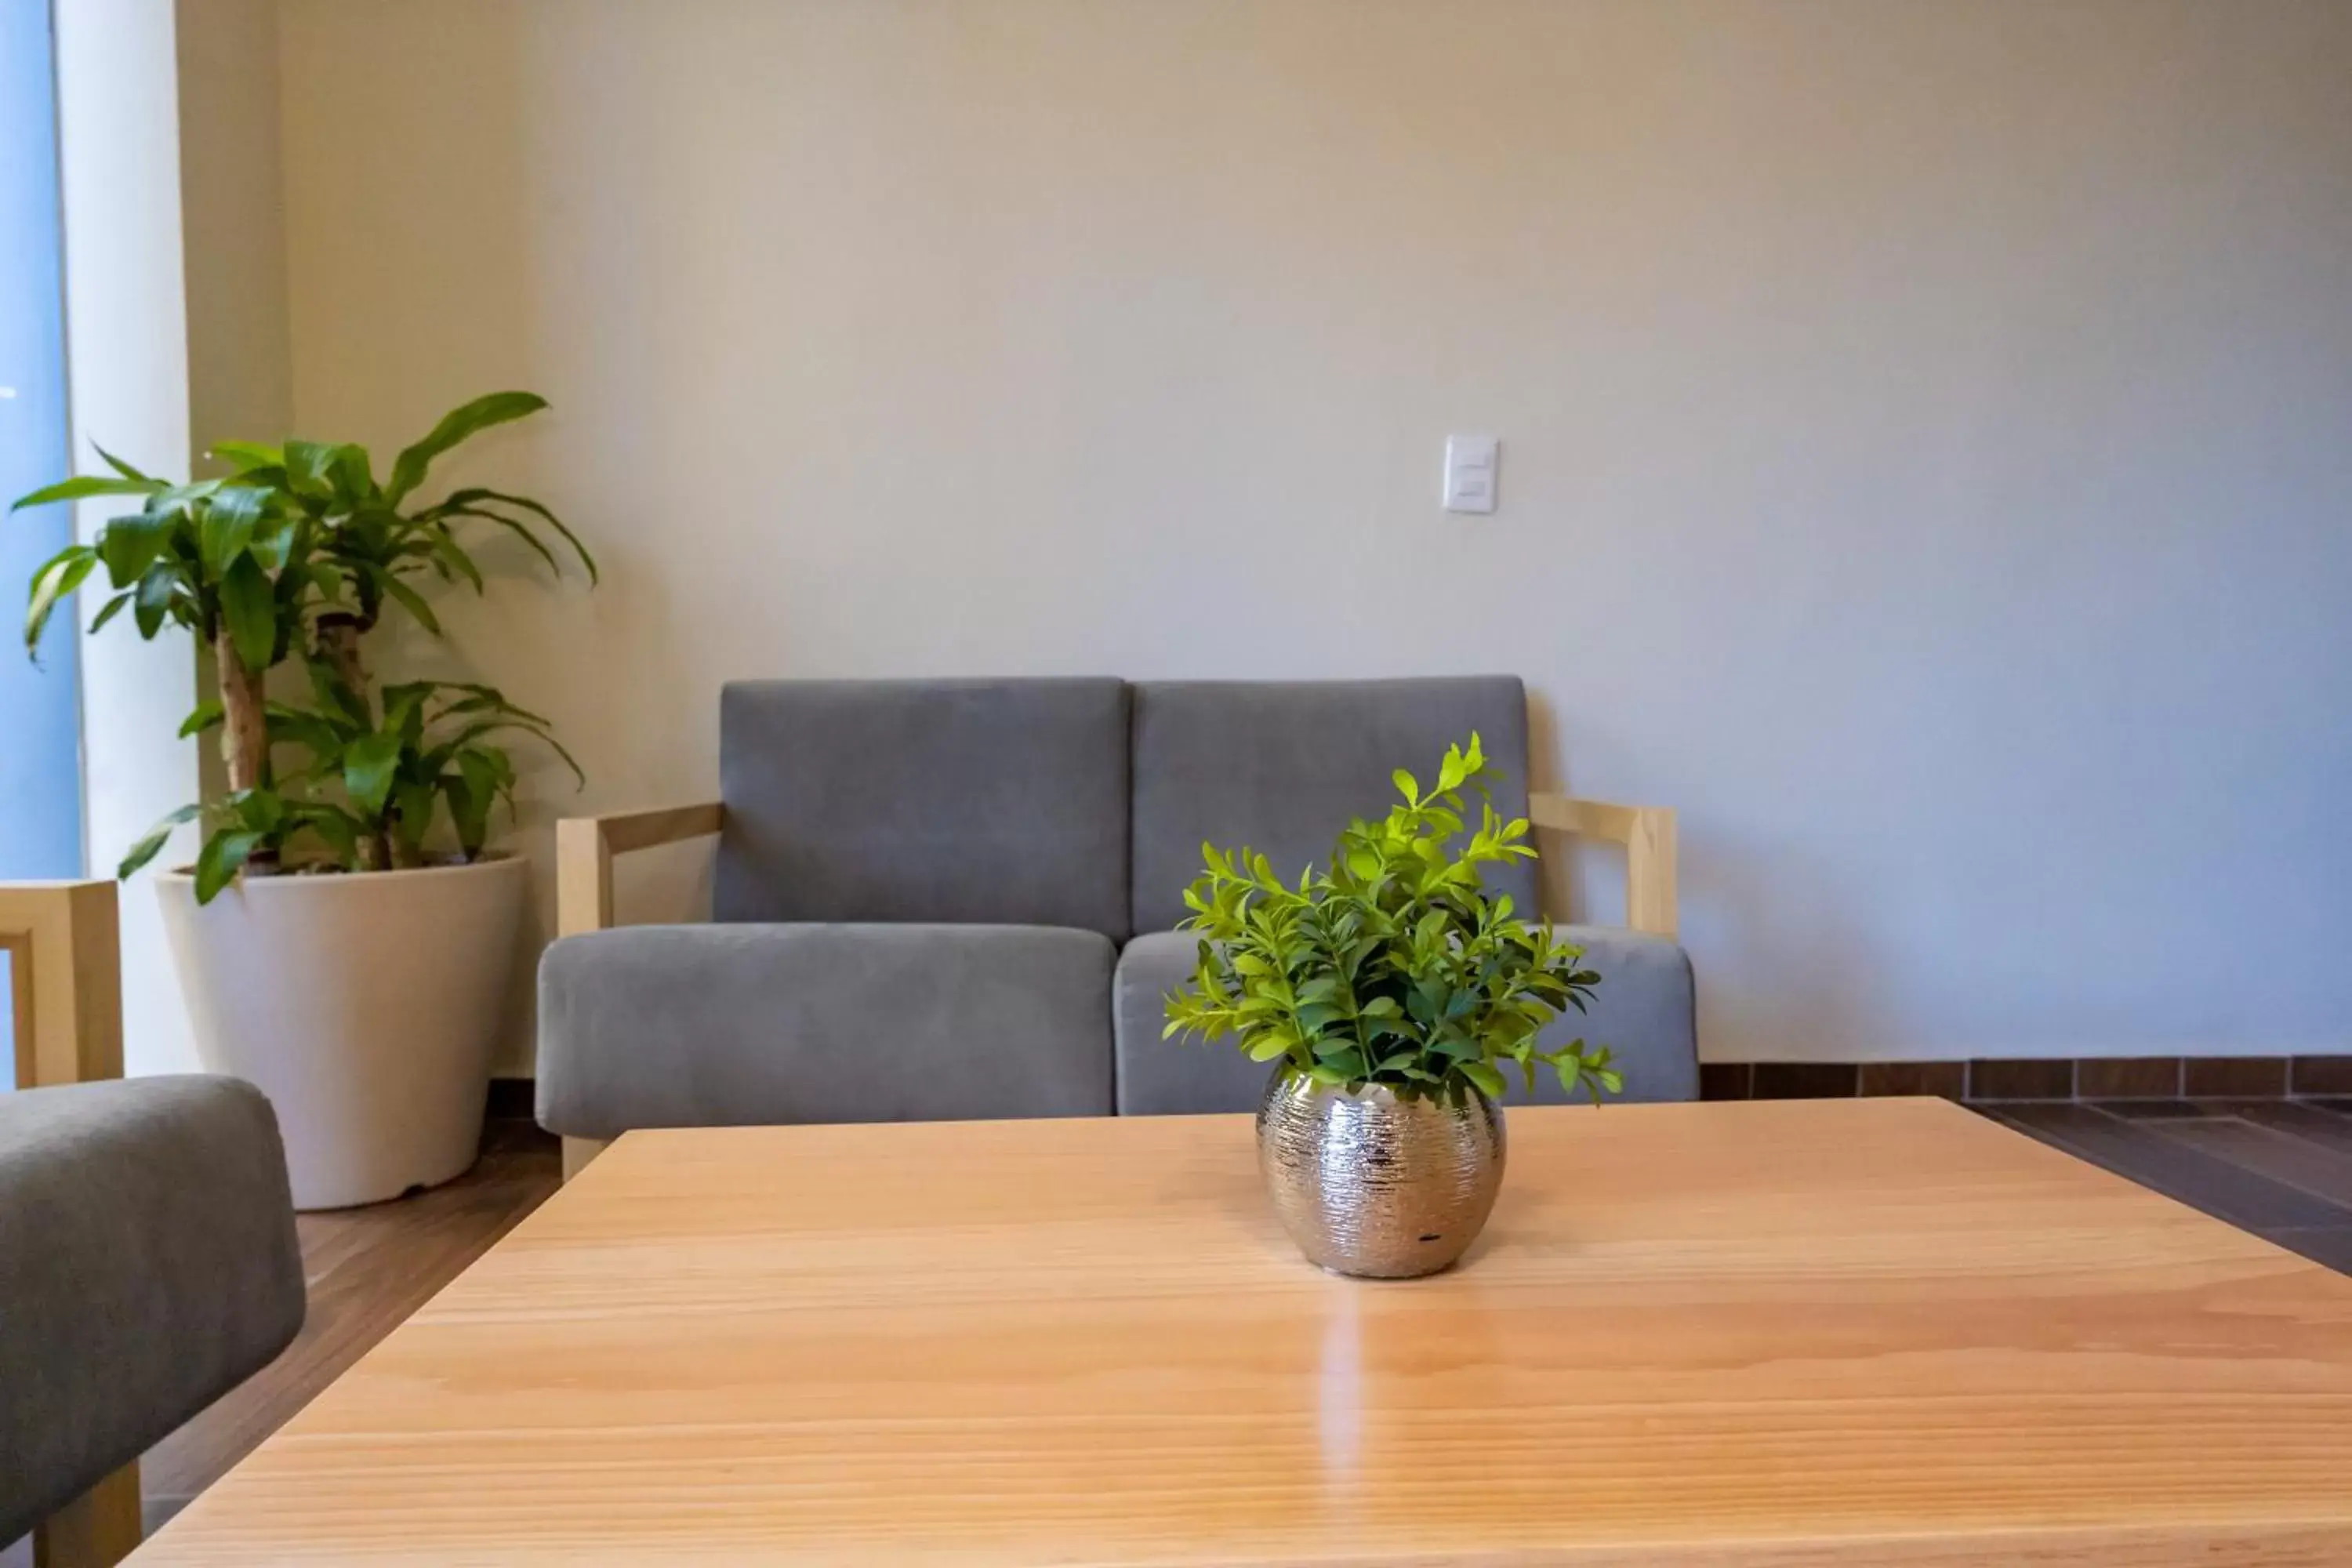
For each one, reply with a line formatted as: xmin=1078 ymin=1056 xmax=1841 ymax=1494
xmin=0 ymin=0 xmax=78 ymax=1078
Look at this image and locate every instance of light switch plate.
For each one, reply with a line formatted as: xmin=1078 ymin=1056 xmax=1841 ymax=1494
xmin=1443 ymin=434 xmax=1498 ymax=514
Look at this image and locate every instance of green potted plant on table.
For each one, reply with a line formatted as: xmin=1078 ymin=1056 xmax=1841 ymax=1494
xmin=1164 ymin=734 xmax=1619 ymax=1277
xmin=12 ymin=393 xmax=591 ymax=1209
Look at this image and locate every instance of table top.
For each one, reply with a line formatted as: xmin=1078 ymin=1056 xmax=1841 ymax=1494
xmin=136 ymin=1098 xmax=2352 ymax=1566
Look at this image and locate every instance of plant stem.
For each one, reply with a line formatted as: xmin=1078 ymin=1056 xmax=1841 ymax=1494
xmin=312 ymin=612 xmax=394 ymax=869
xmin=313 ymin=610 xmax=369 ymax=695
xmin=215 ymin=626 xmax=270 ymax=793
xmin=213 ymin=626 xmax=279 ymax=876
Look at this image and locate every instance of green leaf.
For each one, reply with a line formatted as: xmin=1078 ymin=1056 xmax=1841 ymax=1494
xmin=117 ymin=803 xmax=202 ymax=879
xmin=96 ymin=510 xmax=171 ymax=588
xmin=1436 ymin=745 xmax=1469 ymax=794
xmin=1160 ymin=732 xmax=1605 ymax=1089
xmin=445 ymin=488 xmax=596 ymax=582
xmin=450 ymin=750 xmax=503 ymax=854
xmin=296 ymin=805 xmax=361 ymax=868
xmin=25 ymin=546 xmax=98 ymax=655
xmin=327 ymin=443 xmax=374 ymax=501
xmin=10 ymin=474 xmax=158 ymax=512
xmin=430 ymin=530 xmax=485 ymax=592
xmin=281 ymin=439 xmax=342 ymax=498
xmin=132 ymin=563 xmax=178 ymax=638
xmin=86 ymin=592 xmax=132 ymax=635
xmin=438 ymin=503 xmax=561 ymax=577
xmin=385 ymin=391 xmax=548 ymax=504
xmin=392 ymin=779 xmax=438 ymax=855
xmin=217 ymin=551 xmax=279 ymax=673
xmin=249 ymin=512 xmax=300 ymax=573
xmin=386 ymin=684 xmax=429 ymax=750
xmin=342 ymin=731 xmax=405 ymax=819
xmin=177 ymin=699 xmax=225 ymax=738
xmin=227 ymin=787 xmax=286 ymax=834
xmin=194 ymin=828 xmax=263 ymax=904
xmin=1457 ymin=1060 xmax=1507 ymax=1098
xmin=198 ymin=485 xmax=270 ymax=575
xmin=374 ymin=569 xmax=441 ymax=635
xmin=207 ymin=440 xmax=283 ymax=474
xmin=92 ymin=444 xmax=154 ymax=483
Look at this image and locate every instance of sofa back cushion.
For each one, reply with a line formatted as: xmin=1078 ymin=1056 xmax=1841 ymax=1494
xmin=1127 ymin=676 xmax=1538 ymax=935
xmin=717 ymin=678 xmax=1131 ymax=938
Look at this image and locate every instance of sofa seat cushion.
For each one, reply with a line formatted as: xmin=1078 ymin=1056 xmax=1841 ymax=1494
xmin=1114 ymin=925 xmax=1698 ymax=1116
xmin=538 ymin=923 xmax=1116 ymax=1138
xmin=1522 ymin=926 xmax=1700 ymax=1105
xmin=1114 ymin=929 xmax=1280 ymax=1116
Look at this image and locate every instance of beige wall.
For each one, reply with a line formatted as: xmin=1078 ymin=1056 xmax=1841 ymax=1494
xmin=259 ymin=0 xmax=2352 ymax=1067
xmin=179 ymin=0 xmax=293 ymax=469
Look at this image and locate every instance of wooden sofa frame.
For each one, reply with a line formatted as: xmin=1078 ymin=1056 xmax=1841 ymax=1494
xmin=2 ymin=880 xmax=139 ymax=1568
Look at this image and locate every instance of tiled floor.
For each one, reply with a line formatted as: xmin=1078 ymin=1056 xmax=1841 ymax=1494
xmin=1977 ymin=1097 xmax=2352 ymax=1272
xmin=6 ymin=1096 xmax=2350 ymax=1563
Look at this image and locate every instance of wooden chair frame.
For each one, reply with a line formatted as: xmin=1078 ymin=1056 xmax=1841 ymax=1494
xmin=2 ymin=880 xmax=142 ymax=1568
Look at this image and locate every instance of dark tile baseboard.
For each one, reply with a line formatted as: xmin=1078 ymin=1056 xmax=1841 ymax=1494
xmin=1699 ymin=1056 xmax=2352 ymax=1105
xmin=490 ymin=1062 xmax=2350 ymax=1114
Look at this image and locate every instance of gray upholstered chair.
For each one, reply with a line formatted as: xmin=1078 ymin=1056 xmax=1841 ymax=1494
xmin=537 ymin=677 xmax=1696 ymax=1177
xmin=1 ymin=881 xmax=305 ymax=1567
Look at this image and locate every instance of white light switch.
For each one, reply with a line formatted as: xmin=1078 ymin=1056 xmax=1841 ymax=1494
xmin=1443 ymin=434 xmax=1498 ymax=514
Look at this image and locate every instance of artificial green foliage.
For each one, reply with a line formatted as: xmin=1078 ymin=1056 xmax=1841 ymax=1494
xmin=10 ymin=392 xmax=592 ymax=904
xmin=1163 ymin=735 xmax=1621 ymax=1105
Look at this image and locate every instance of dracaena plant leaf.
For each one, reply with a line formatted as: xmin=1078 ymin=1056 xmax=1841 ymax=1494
xmin=384 ymin=390 xmax=547 ymax=505
xmin=14 ymin=399 xmax=590 ymax=889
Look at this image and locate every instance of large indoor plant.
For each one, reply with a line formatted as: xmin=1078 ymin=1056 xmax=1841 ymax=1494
xmin=11 ymin=393 xmax=592 ymax=1207
xmin=1165 ymin=734 xmax=1618 ymax=1276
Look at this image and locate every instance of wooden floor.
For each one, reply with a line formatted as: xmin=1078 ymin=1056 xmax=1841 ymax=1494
xmin=2 ymin=1118 xmax=558 ymax=1565
xmin=5 ymin=1096 xmax=2350 ymax=1563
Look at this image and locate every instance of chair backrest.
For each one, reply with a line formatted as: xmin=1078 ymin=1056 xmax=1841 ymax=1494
xmin=1127 ymin=676 xmax=1537 ymax=935
xmin=715 ymin=678 xmax=1132 ymax=938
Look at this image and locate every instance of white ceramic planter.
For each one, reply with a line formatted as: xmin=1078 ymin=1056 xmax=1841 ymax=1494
xmin=158 ymin=857 xmax=528 ymax=1210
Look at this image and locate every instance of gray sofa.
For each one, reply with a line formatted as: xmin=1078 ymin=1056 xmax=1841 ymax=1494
xmin=538 ymin=677 xmax=1697 ymax=1153
xmin=0 ymin=1076 xmax=305 ymax=1557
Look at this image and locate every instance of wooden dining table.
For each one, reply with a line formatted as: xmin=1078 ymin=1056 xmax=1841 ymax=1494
xmin=132 ymin=1096 xmax=2352 ymax=1564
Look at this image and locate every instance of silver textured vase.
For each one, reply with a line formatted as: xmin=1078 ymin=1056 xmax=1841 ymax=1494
xmin=1254 ymin=1067 xmax=1506 ymax=1279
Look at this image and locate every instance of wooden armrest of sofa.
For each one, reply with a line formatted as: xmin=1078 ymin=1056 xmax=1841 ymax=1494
xmin=554 ymin=802 xmax=724 ymax=938
xmin=0 ymin=880 xmax=122 ymax=1092
xmin=1526 ymin=793 xmax=1679 ymax=939
xmin=1 ymin=880 xmax=140 ymax=1565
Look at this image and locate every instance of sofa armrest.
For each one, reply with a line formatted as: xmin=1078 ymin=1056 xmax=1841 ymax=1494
xmin=1526 ymin=793 xmax=1679 ymax=939
xmin=554 ymin=802 xmax=724 ymax=938
xmin=550 ymin=804 xmax=724 ymax=1182
xmin=0 ymin=1076 xmax=303 ymax=1552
